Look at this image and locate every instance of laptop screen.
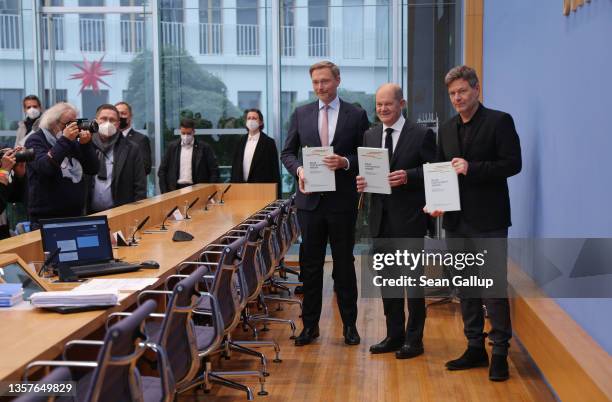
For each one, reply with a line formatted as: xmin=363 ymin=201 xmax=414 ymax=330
xmin=40 ymin=216 xmax=114 ymax=266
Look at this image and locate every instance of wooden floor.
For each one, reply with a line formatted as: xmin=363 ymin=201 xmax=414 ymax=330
xmin=179 ymin=260 xmax=557 ymax=402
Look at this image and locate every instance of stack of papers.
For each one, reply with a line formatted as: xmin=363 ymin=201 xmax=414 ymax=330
xmin=0 ymin=284 xmax=23 ymax=307
xmin=74 ymin=278 xmax=158 ymax=293
xmin=30 ymin=290 xmax=119 ymax=307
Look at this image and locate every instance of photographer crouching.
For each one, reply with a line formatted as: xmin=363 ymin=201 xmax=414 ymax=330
xmin=0 ymin=147 xmax=28 ymax=239
xmin=25 ymin=102 xmax=100 ymax=228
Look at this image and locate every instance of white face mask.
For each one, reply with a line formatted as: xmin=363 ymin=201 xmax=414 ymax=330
xmin=181 ymin=134 xmax=194 ymax=145
xmin=26 ymin=107 xmax=40 ymax=120
xmin=246 ymin=120 xmax=260 ymax=131
xmin=98 ymin=121 xmax=117 ymax=138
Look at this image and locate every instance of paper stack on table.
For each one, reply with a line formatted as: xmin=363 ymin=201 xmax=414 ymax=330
xmin=0 ymin=284 xmax=23 ymax=307
xmin=74 ymin=278 xmax=158 ymax=293
xmin=29 ymin=290 xmax=119 ymax=307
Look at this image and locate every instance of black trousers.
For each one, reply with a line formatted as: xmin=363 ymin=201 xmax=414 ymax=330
xmin=376 ymin=212 xmax=426 ymax=343
xmin=297 ymin=198 xmax=358 ymax=328
xmin=446 ymin=219 xmax=512 ymax=356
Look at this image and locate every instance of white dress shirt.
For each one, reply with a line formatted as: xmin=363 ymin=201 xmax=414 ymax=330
xmin=177 ymin=143 xmax=194 ymax=184
xmin=318 ymin=96 xmax=340 ymax=145
xmin=121 ymin=126 xmax=132 ymax=137
xmin=381 ymin=115 xmax=406 ymax=152
xmin=242 ymin=131 xmax=260 ymax=181
xmin=297 ymin=96 xmax=349 ymax=176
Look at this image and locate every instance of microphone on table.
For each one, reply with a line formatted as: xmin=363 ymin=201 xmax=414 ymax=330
xmin=204 ymin=191 xmax=218 ymax=211
xmin=38 ymin=247 xmax=61 ymax=277
xmin=160 ymin=206 xmax=178 ymax=231
xmin=219 ymin=184 xmax=232 ymax=204
xmin=184 ymin=197 xmax=199 ymax=219
xmin=129 ymin=215 xmax=150 ymax=245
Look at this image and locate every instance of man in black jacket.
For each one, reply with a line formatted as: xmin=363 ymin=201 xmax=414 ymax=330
xmin=426 ymin=65 xmax=522 ymax=381
xmin=158 ymin=118 xmax=219 ymax=193
xmin=115 ymin=101 xmax=152 ymax=176
xmin=357 ymin=83 xmax=436 ymax=358
xmin=281 ymin=61 xmax=370 ymax=347
xmin=87 ymin=104 xmax=147 ymax=213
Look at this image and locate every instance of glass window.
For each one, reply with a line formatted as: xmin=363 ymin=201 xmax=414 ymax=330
xmin=238 ymin=91 xmax=261 ymax=110
xmin=0 ymin=0 xmax=20 ymax=50
xmin=199 ymin=0 xmax=222 ymax=55
xmin=236 ymin=0 xmax=258 ymax=56
xmin=82 ymin=89 xmax=109 ymax=118
xmin=281 ymin=0 xmax=295 ymax=57
xmin=79 ymin=0 xmax=106 ymax=52
xmin=44 ymin=89 xmax=67 ymax=109
xmin=308 ymin=0 xmax=329 ymax=57
xmin=343 ymin=0 xmax=363 ymax=59
xmin=376 ymin=0 xmax=389 ymax=59
xmin=120 ymin=0 xmax=146 ymax=54
xmin=160 ymin=0 xmax=184 ymax=49
xmin=404 ymin=0 xmax=461 ymax=122
xmin=0 ymin=88 xmax=24 ymax=131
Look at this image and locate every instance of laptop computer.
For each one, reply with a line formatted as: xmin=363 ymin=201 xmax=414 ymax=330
xmin=40 ymin=216 xmax=142 ymax=279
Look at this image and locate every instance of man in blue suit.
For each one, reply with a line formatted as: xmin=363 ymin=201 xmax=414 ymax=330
xmin=281 ymin=61 xmax=370 ymax=346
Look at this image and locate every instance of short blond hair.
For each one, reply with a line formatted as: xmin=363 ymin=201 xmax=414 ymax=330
xmin=309 ymin=61 xmax=340 ymax=79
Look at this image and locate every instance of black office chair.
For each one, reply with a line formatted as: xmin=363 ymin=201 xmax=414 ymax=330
xmin=13 ymin=367 xmax=72 ymax=402
xmin=22 ymin=300 xmax=174 ymax=402
xmin=195 ymin=239 xmax=270 ymax=398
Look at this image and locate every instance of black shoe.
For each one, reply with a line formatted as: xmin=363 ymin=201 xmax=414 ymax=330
xmin=369 ymin=337 xmax=404 ymax=354
xmin=489 ymin=354 xmax=509 ymax=381
xmin=294 ymin=285 xmax=304 ymax=295
xmin=395 ymin=341 xmax=424 ymax=359
xmin=446 ymin=346 xmax=489 ymax=370
xmin=343 ymin=325 xmax=360 ymax=345
xmin=294 ymin=326 xmax=319 ymax=346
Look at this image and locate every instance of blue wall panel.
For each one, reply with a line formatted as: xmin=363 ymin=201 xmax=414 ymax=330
xmin=482 ymin=0 xmax=612 ymax=354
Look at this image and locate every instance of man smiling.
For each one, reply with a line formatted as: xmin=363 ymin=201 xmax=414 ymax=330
xmin=281 ymin=61 xmax=369 ymax=347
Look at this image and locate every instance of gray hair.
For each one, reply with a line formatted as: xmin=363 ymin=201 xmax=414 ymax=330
xmin=444 ymin=65 xmax=479 ymax=88
xmin=376 ymin=83 xmax=404 ymax=102
xmin=39 ymin=102 xmax=78 ymax=130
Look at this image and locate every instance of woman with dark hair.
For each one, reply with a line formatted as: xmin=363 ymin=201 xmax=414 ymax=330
xmin=230 ymin=109 xmax=280 ymax=194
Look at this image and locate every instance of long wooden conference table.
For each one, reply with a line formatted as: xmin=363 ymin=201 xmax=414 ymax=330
xmin=0 ymin=183 xmax=277 ymax=382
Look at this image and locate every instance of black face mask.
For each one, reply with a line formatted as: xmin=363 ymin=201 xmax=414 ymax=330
xmin=119 ymin=117 xmax=129 ymax=130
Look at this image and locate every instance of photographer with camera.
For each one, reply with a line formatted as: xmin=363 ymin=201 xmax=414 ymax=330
xmin=25 ymin=102 xmax=99 ymax=227
xmin=0 ymin=147 xmax=27 ymax=239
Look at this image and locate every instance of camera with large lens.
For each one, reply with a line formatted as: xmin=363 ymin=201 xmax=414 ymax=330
xmin=71 ymin=118 xmax=99 ymax=133
xmin=0 ymin=148 xmax=35 ymax=163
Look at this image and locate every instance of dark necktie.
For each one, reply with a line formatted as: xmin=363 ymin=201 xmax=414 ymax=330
xmin=384 ymin=127 xmax=394 ymax=161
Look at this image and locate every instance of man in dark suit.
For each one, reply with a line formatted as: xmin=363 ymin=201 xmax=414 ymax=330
xmin=281 ymin=61 xmax=370 ymax=346
xmin=357 ymin=83 xmax=436 ymax=358
xmin=230 ymin=108 xmax=280 ymax=196
xmin=115 ymin=102 xmax=152 ymax=176
xmin=426 ymin=65 xmax=522 ymax=381
xmin=87 ymin=104 xmax=147 ymax=213
xmin=158 ymin=118 xmax=219 ymax=193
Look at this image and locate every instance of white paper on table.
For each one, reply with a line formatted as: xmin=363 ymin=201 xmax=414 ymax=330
xmin=358 ymin=147 xmax=391 ymax=194
xmin=172 ymin=209 xmax=184 ymax=221
xmin=29 ymin=290 xmax=120 ymax=307
xmin=74 ymin=278 xmax=158 ymax=293
xmin=302 ymin=146 xmax=336 ymax=192
xmin=423 ymin=162 xmax=461 ymax=212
